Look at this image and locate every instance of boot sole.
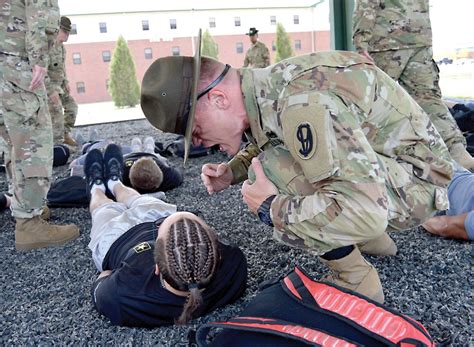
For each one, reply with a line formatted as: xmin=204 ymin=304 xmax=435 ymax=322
xmin=15 ymin=230 xmax=80 ymax=251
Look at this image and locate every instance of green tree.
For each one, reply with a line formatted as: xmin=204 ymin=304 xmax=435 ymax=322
xmin=201 ymin=29 xmax=219 ymax=59
xmin=275 ymin=23 xmax=293 ymax=62
xmin=109 ymin=36 xmax=140 ymax=107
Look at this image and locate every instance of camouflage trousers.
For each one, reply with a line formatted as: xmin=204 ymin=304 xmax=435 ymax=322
xmin=0 ymin=57 xmax=53 ymax=218
xmin=48 ymin=89 xmax=77 ymax=143
xmin=371 ymin=47 xmax=465 ymax=149
xmin=248 ymin=146 xmax=445 ymax=254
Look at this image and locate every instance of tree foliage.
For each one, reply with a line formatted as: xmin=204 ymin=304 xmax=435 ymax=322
xmin=275 ymin=23 xmax=293 ymax=62
xmin=201 ymin=29 xmax=219 ymax=59
xmin=109 ymin=36 xmax=140 ymax=107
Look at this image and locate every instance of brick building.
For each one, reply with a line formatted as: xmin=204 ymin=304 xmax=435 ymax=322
xmin=60 ymin=0 xmax=331 ymax=104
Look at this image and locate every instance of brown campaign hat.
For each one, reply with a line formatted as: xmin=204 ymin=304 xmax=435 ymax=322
xmin=246 ymin=27 xmax=259 ymax=36
xmin=141 ymin=29 xmax=202 ymax=164
xmin=60 ymin=16 xmax=72 ymax=32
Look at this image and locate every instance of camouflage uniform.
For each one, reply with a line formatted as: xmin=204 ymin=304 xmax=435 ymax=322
xmin=45 ymin=40 xmax=77 ymax=143
xmin=352 ymin=0 xmax=465 ymax=149
xmin=228 ymin=51 xmax=453 ymax=254
xmin=243 ymin=41 xmax=271 ymax=68
xmin=0 ymin=0 xmax=59 ymax=218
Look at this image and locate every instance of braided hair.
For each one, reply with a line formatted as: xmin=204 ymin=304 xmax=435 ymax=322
xmin=154 ymin=216 xmax=219 ymax=325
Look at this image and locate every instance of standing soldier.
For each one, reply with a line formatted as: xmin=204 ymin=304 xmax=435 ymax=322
xmin=353 ymin=0 xmax=474 ymax=170
xmin=243 ymin=27 xmax=270 ymax=68
xmin=46 ymin=15 xmax=78 ymax=146
xmin=0 ymin=0 xmax=79 ymax=250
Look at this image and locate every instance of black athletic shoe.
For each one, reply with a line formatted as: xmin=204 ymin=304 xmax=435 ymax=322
xmin=103 ymin=143 xmax=124 ymax=183
xmin=84 ymin=149 xmax=105 ymax=192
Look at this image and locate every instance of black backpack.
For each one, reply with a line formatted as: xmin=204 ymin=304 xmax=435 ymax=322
xmin=196 ymin=267 xmax=434 ymax=347
xmin=46 ymin=176 xmax=89 ymax=207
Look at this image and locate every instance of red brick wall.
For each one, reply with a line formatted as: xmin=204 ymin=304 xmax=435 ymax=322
xmin=65 ymin=30 xmax=330 ymax=104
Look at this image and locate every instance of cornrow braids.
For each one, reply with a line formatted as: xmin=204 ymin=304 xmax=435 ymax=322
xmin=154 ymin=217 xmax=219 ymax=325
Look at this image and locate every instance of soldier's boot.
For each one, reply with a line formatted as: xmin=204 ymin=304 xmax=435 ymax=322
xmin=320 ymin=247 xmax=385 ymax=303
xmin=40 ymin=206 xmax=50 ymax=220
xmin=63 ymin=132 xmax=78 ymax=147
xmin=15 ymin=216 xmax=79 ymax=251
xmin=357 ymin=232 xmax=397 ymax=256
xmin=449 ymin=143 xmax=474 ymax=171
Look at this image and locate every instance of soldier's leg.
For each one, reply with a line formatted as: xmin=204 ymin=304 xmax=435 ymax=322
xmin=60 ymin=91 xmax=78 ymax=132
xmin=400 ymin=47 xmax=465 ymax=149
xmin=370 ymin=49 xmax=412 ymax=82
xmin=48 ymin=97 xmax=65 ymax=143
xmin=248 ymin=146 xmax=384 ymax=303
xmin=2 ymin=76 xmax=78 ymax=249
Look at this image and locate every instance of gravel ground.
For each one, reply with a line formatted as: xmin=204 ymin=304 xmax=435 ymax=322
xmin=0 ymin=119 xmax=472 ymax=346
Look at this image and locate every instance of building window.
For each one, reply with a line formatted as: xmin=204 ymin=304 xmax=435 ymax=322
xmin=102 ymin=50 xmax=111 ymax=62
xmin=209 ymin=17 xmax=216 ymax=28
xmin=71 ymin=24 xmax=77 ymax=35
xmin=144 ymin=48 xmax=153 ymax=59
xmin=270 ymin=16 xmax=276 ymax=25
xmin=236 ymin=42 xmax=243 ymax=54
xmin=99 ymin=22 xmax=107 ymax=33
xmin=234 ymin=17 xmax=241 ymax=27
xmin=76 ymin=82 xmax=85 ymax=94
xmin=295 ymin=40 xmax=302 ymax=50
xmin=294 ymin=15 xmax=300 ymax=25
xmin=142 ymin=20 xmax=149 ymax=31
xmin=170 ymin=19 xmax=177 ymax=29
xmin=172 ymin=46 xmax=180 ymax=56
xmin=272 ymin=41 xmax=276 ymax=51
xmin=72 ymin=53 xmax=81 ymax=65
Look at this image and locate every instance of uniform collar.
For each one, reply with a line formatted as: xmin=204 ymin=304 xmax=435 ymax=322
xmin=239 ymin=68 xmax=271 ymax=148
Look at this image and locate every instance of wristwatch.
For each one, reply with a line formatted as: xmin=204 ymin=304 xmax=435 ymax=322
xmin=257 ymin=195 xmax=276 ymax=227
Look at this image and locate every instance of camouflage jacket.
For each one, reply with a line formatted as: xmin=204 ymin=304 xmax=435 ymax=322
xmin=45 ymin=41 xmax=67 ymax=94
xmin=0 ymin=0 xmax=59 ymax=68
xmin=243 ymin=41 xmax=270 ymax=68
xmin=230 ymin=51 xmax=452 ymax=248
xmin=352 ymin=0 xmax=432 ymax=52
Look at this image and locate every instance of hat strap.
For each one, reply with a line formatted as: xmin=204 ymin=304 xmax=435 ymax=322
xmin=197 ymin=64 xmax=231 ymax=100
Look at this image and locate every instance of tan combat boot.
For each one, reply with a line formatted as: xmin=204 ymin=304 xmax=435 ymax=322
xmin=40 ymin=206 xmax=50 ymax=220
xmin=358 ymin=232 xmax=397 ymax=256
xmin=15 ymin=216 xmax=79 ymax=250
xmin=63 ymin=132 xmax=77 ymax=147
xmin=320 ymin=247 xmax=385 ymax=303
xmin=449 ymin=143 xmax=474 ymax=171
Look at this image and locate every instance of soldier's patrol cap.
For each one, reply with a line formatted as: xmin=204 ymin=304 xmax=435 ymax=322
xmin=141 ymin=29 xmax=203 ymax=164
xmin=60 ymin=16 xmax=72 ymax=32
xmin=246 ymin=27 xmax=259 ymax=36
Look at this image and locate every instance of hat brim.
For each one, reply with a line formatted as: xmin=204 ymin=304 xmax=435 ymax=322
xmin=183 ymin=29 xmax=202 ymax=165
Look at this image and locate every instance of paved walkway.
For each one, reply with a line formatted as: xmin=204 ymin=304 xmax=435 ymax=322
xmin=75 ymin=101 xmax=145 ymax=127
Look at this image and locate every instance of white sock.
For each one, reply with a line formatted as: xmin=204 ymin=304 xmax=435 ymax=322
xmin=91 ymin=183 xmax=106 ymax=194
xmin=107 ymin=179 xmax=120 ymax=196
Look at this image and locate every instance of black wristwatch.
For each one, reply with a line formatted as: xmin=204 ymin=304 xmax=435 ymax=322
xmin=257 ymin=195 xmax=276 ymax=227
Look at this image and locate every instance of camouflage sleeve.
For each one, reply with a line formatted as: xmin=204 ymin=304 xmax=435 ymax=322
xmin=270 ymin=93 xmax=389 ymax=246
xmin=243 ymin=51 xmax=250 ymax=67
xmin=263 ymin=46 xmax=270 ymax=66
xmin=352 ymin=0 xmax=380 ymax=52
xmin=227 ymin=143 xmax=261 ymax=184
xmin=25 ymin=0 xmax=49 ymax=67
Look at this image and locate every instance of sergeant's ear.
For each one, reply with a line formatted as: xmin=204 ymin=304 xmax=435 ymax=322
xmin=208 ymin=89 xmax=230 ymax=110
xmin=155 ymin=264 xmax=160 ymax=276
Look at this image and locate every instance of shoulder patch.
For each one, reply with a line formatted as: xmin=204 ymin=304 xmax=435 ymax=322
xmin=282 ymin=102 xmax=336 ymax=182
xmin=133 ymin=242 xmax=151 ymax=254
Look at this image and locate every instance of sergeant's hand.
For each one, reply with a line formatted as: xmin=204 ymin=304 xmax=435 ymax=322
xmin=201 ymin=162 xmax=234 ymax=194
xmin=64 ymin=83 xmax=71 ymax=93
xmin=29 ymin=65 xmax=47 ymax=91
xmin=49 ymin=91 xmax=61 ymax=105
xmin=241 ymin=158 xmax=278 ymax=214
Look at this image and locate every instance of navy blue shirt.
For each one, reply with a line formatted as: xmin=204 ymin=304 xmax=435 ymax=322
xmin=122 ymin=152 xmax=183 ymax=193
xmin=92 ymin=221 xmax=247 ymax=327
